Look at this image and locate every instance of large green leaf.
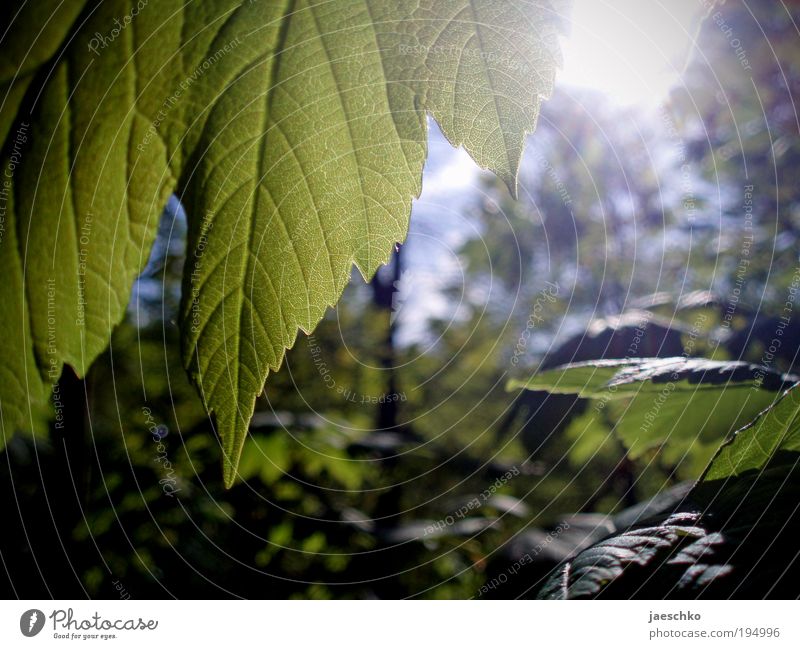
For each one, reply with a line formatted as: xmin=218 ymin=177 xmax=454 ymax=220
xmin=531 ymin=362 xmax=800 ymax=598
xmin=536 ymin=512 xmax=714 ymax=599
xmin=703 ymin=383 xmax=800 ymax=481
xmin=508 ymin=358 xmax=796 ymax=471
xmin=0 ymin=1 xmax=569 ymax=482
xmin=507 ymin=357 xmax=796 ymax=396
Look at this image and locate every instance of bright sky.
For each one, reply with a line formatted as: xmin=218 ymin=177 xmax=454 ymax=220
xmin=409 ymin=2 xmax=706 ymax=342
xmin=558 ymin=0 xmax=703 ymax=105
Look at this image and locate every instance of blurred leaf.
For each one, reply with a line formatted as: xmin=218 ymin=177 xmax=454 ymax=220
xmin=538 ymin=312 xmax=686 ymax=370
xmin=509 ymin=358 xmax=796 ymax=471
xmin=238 ymin=434 xmax=292 ymax=486
xmin=537 ymin=512 xmax=713 ymax=599
xmin=538 ymin=456 xmax=800 ymax=599
xmin=509 ymin=357 xmax=796 ymax=396
xmin=630 ymin=291 xmax=722 ymax=333
xmin=304 ymin=446 xmax=366 ymax=492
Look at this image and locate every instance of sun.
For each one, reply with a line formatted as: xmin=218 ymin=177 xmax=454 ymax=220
xmin=558 ymin=0 xmax=703 ymax=106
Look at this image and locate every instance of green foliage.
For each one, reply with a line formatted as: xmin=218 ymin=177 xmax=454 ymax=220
xmin=703 ymin=383 xmax=800 ymax=481
xmin=537 ymin=457 xmax=800 ymax=599
xmin=537 ymin=512 xmax=714 ymax=599
xmin=509 ymin=357 xmax=795 ymax=473
xmin=532 ymin=360 xmax=800 ymax=599
xmin=508 ymin=357 xmax=796 ymax=397
xmin=4 ymin=0 xmax=799 ymax=601
xmin=0 ymin=0 xmax=568 ymax=483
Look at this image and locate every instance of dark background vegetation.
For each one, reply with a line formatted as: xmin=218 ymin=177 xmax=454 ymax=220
xmin=3 ymin=0 xmax=800 ymax=599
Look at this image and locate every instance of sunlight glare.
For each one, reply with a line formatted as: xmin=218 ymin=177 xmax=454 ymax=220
xmin=558 ymin=0 xmax=702 ymax=106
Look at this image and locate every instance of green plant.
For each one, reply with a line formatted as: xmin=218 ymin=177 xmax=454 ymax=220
xmin=515 ymin=361 xmax=800 ymax=597
xmin=0 ymin=0 xmax=569 ymax=485
xmin=509 ymin=357 xmax=797 ymax=472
